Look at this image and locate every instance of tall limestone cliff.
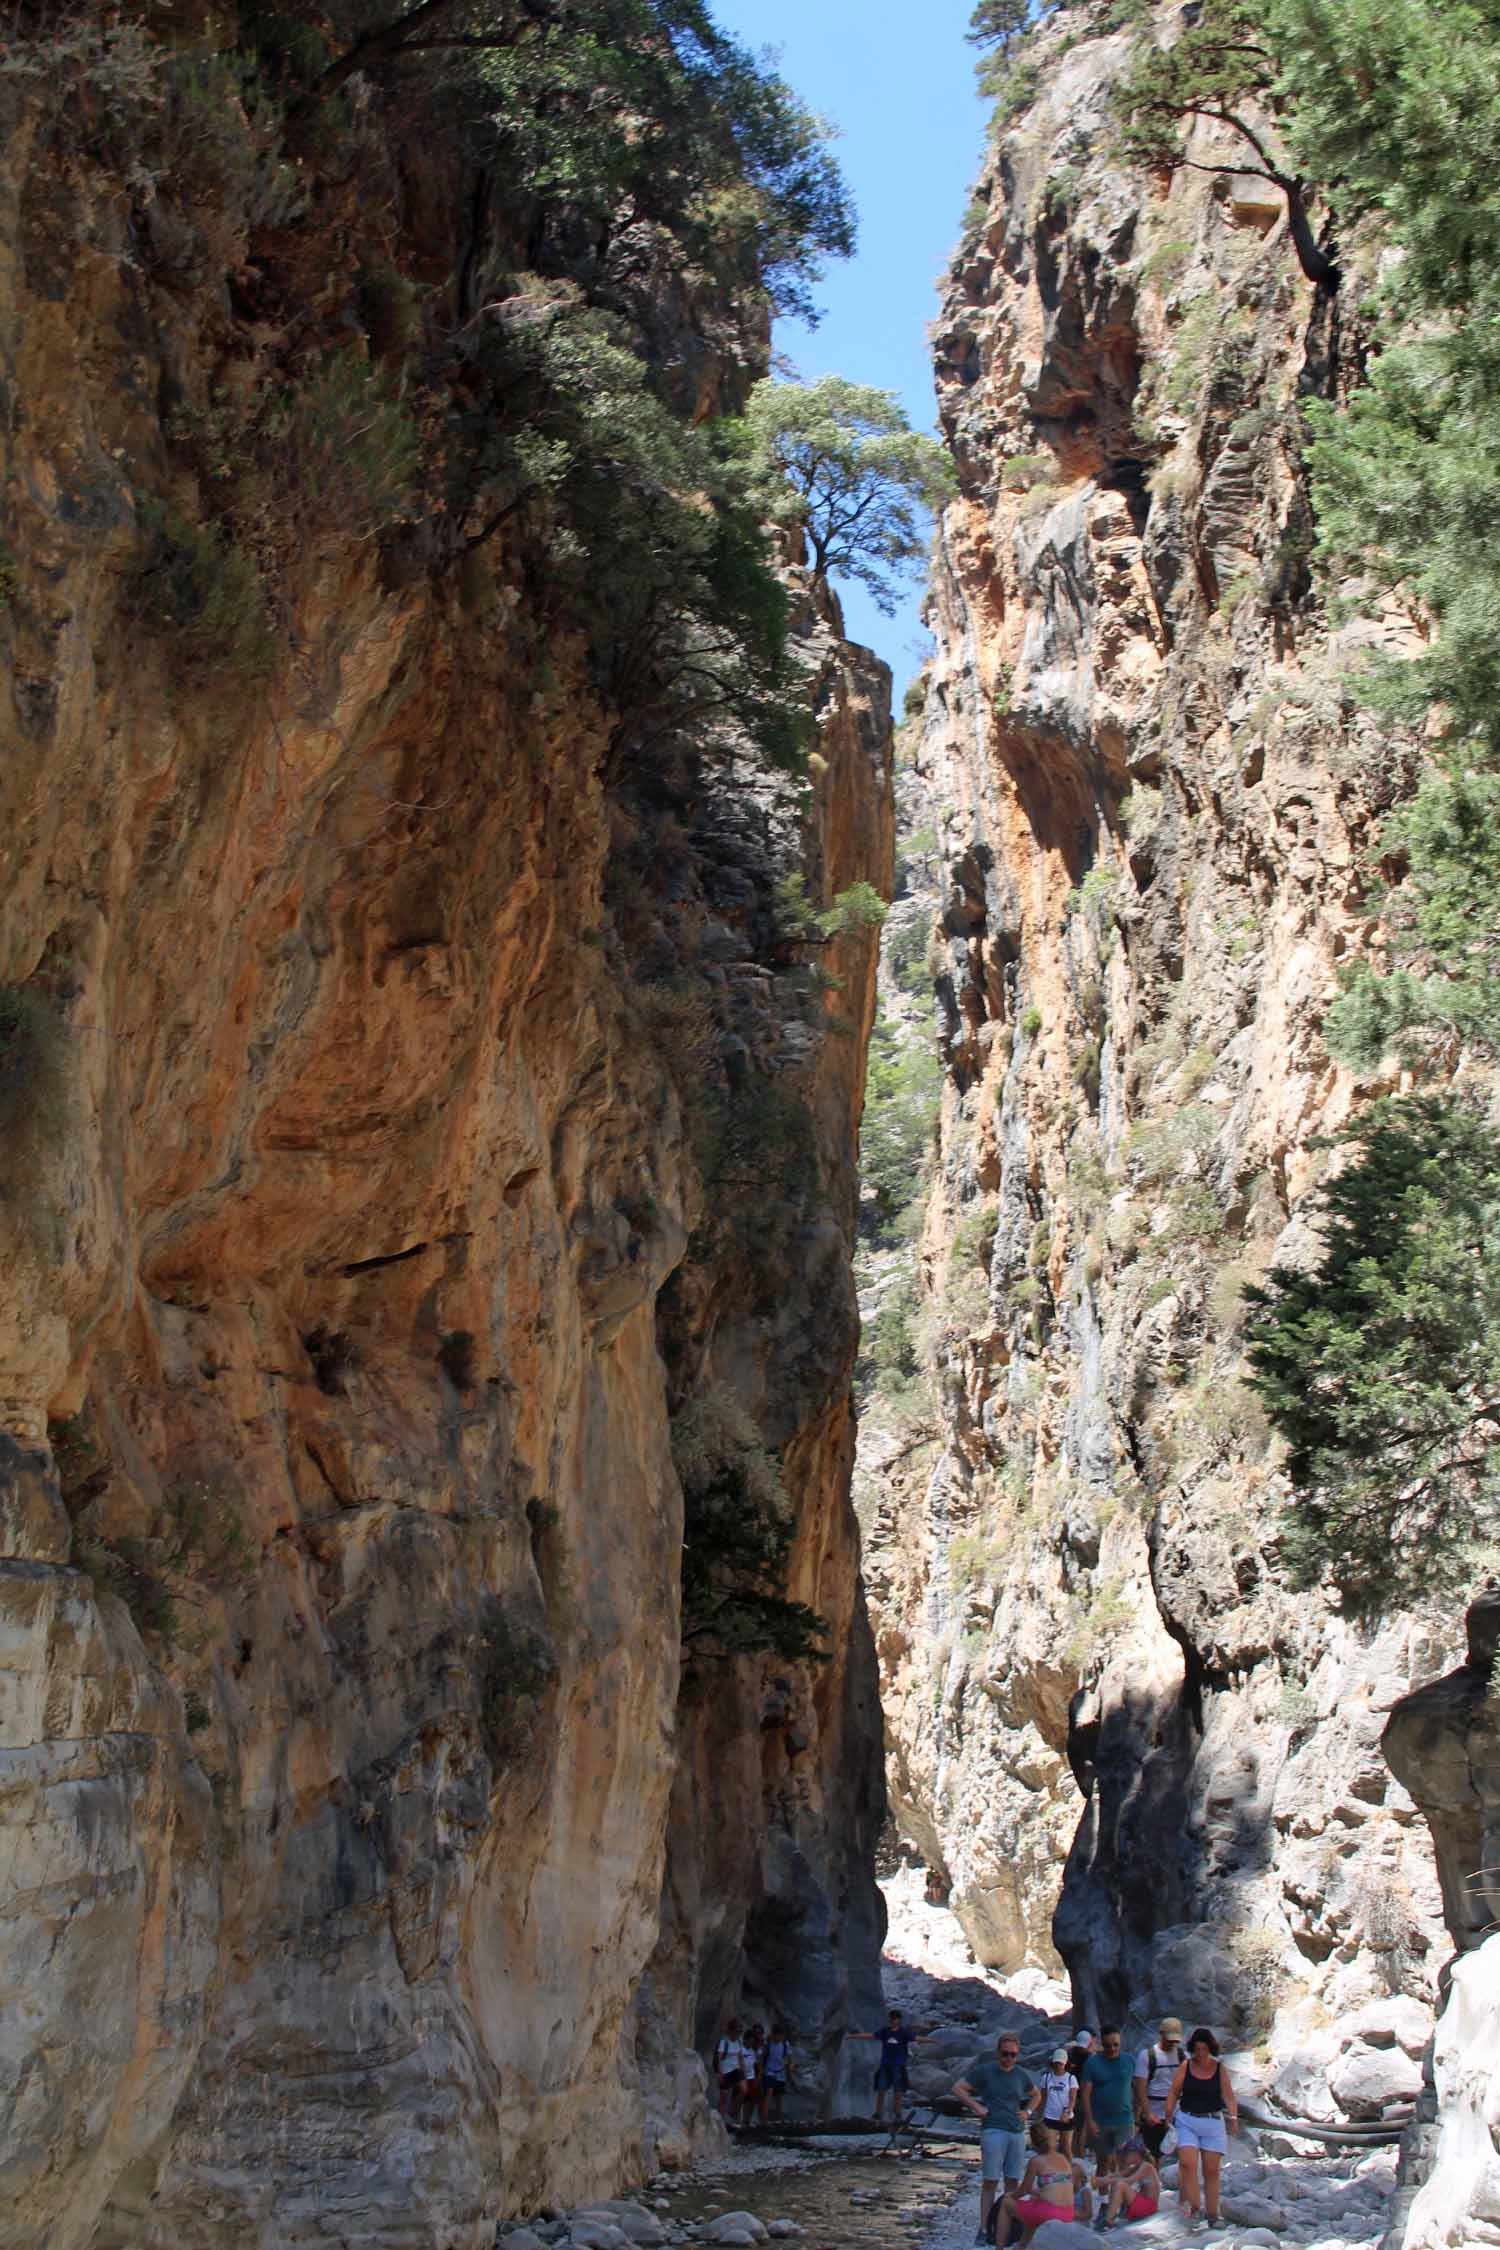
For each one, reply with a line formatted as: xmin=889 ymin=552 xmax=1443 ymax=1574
xmin=860 ymin=3 xmax=1453 ymax=2110
xmin=0 ymin=12 xmax=887 ymax=2245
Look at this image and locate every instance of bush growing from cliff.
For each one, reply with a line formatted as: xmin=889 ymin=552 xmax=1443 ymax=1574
xmin=672 ymin=1388 xmax=829 ymax=1661
xmin=744 ymin=378 xmax=955 ymax=617
xmin=310 ymin=0 xmax=854 ymax=325
xmin=1245 ymin=1097 xmax=1500 ymax=1613
xmin=859 ymin=1005 xmax=941 ymax=1242
xmin=1107 ymin=0 xmax=1337 ymax=288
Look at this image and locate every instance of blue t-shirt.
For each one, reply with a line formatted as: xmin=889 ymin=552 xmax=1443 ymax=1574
xmin=877 ymin=2025 xmax=914 ymax=2068
xmin=963 ymin=2055 xmax=1036 ymax=2133
xmin=1083 ymin=2050 xmax=1137 ymax=2127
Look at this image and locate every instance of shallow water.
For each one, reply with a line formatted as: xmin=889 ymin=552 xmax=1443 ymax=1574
xmin=664 ymin=2140 xmax=979 ymax=2250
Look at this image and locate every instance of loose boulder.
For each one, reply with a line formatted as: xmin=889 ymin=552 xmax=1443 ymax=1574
xmin=1327 ymin=2043 xmax=1422 ymax=2119
xmin=705 ymin=2218 xmax=769 ymax=2246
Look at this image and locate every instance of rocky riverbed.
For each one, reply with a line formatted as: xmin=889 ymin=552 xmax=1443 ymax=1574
xmin=495 ymin=2130 xmax=1400 ymax=2250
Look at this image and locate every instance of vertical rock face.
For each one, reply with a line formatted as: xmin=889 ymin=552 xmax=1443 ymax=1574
xmin=860 ymin=7 xmax=1450 ymax=2076
xmin=0 ymin=51 xmax=889 ymax=2250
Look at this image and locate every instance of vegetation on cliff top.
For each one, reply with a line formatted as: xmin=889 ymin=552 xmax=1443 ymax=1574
xmin=746 ymin=377 xmax=956 ymax=616
xmin=1224 ymin=0 xmax=1500 ymax=1607
xmin=6 ymin=0 xmax=854 ymax=769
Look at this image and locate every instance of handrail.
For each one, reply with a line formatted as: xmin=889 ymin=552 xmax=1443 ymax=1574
xmin=1237 ymin=2101 xmax=1414 ymax=2146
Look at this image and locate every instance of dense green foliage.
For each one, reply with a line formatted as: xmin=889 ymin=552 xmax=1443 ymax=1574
xmin=1110 ymin=0 xmax=1335 ymax=285
xmin=1245 ymin=1100 xmax=1500 ymax=1612
xmin=672 ymin=1389 xmax=829 ymax=1660
xmin=11 ymin=0 xmax=863 ymax=772
xmin=1214 ymin=0 xmax=1500 ymax=1603
xmin=311 ymin=0 xmax=854 ymax=323
xmin=744 ymin=378 xmax=955 ymax=616
xmin=1323 ymin=769 xmax=1500 ymax=1068
xmin=859 ymin=1004 xmax=941 ymax=1241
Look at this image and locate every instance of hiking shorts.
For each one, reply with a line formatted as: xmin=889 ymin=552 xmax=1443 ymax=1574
xmin=874 ymin=2063 xmax=909 ymax=2091
xmin=1175 ymin=2112 xmax=1228 ymax=2155
xmin=980 ymin=2128 xmax=1027 ymax=2183
xmin=1093 ymin=2120 xmax=1135 ymax=2158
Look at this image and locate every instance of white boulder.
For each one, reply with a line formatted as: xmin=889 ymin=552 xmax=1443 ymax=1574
xmin=1327 ymin=2041 xmax=1422 ymax=2118
xmin=1341 ymin=1995 xmax=1431 ymax=2059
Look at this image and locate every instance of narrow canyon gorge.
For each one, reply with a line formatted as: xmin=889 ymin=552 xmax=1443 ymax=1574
xmin=3 ymin=4 xmax=1500 ymax=2250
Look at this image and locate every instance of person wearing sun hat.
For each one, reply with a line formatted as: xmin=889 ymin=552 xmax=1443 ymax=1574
xmin=1134 ymin=2016 xmax=1185 ymax=2160
xmin=1038 ymin=2044 xmax=1079 ymax=2153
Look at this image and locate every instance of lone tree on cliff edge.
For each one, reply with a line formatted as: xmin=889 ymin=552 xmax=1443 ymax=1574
xmin=744 ymin=377 xmax=955 ymax=617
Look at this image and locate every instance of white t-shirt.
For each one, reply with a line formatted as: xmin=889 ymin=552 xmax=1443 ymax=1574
xmin=1137 ymin=2045 xmax=1181 ymax=2104
xmin=716 ymin=2038 xmax=744 ymax=2079
xmin=1041 ymin=2069 xmax=1077 ymax=2121
xmin=740 ymin=2046 xmax=759 ymax=2083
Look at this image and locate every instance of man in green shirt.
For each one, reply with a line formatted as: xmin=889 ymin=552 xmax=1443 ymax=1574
xmin=1080 ymin=2025 xmax=1138 ymax=2178
xmin=953 ymin=2033 xmax=1040 ymax=2244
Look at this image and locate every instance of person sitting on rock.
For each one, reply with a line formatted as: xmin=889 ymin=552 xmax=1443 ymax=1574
xmin=715 ymin=2017 xmax=744 ymax=2116
xmin=990 ymin=2122 xmax=1086 ymax=2246
xmin=1164 ymin=2026 xmax=1239 ymax=2232
xmin=1093 ymin=2132 xmax=1160 ymax=2231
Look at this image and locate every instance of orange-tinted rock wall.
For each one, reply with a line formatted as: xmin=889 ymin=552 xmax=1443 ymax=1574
xmin=0 ymin=59 xmax=890 ymax=2250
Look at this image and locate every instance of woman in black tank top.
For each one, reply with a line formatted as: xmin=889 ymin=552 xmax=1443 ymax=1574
xmin=1164 ymin=2028 xmax=1239 ymax=2232
xmin=1180 ymin=2062 xmax=1224 ymax=2114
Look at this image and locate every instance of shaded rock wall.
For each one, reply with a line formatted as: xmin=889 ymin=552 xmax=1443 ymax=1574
xmin=0 ymin=52 xmax=889 ymax=2250
xmin=860 ymin=7 xmax=1452 ymax=2079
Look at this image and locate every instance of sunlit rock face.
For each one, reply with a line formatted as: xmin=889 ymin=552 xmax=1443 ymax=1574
xmin=858 ymin=2 xmax=1450 ymax=2085
xmin=0 ymin=59 xmax=889 ymax=2250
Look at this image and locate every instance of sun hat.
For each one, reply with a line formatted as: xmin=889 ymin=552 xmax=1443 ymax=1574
xmin=1051 ymin=2047 xmax=1068 ymax=2065
xmin=1159 ymin=2016 xmax=1183 ymax=2038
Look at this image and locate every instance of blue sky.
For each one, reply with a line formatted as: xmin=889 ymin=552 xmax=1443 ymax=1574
xmin=712 ymin=0 xmax=987 ymax=696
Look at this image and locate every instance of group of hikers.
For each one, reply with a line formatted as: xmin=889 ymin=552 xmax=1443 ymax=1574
xmin=950 ymin=2014 xmax=1239 ymax=2242
xmin=713 ymin=2019 xmax=797 ymax=2122
xmin=716 ymin=2007 xmax=1238 ymax=2244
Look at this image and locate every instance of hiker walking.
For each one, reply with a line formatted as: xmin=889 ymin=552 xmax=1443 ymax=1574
xmin=953 ymin=2030 xmax=1041 ymax=2243
xmin=849 ymin=2009 xmax=925 ymax=2123
xmin=715 ymin=2017 xmax=744 ymax=2116
xmin=1164 ymin=2026 xmax=1239 ymax=2232
xmin=738 ymin=2024 xmax=763 ymax=2123
xmin=1038 ymin=2047 xmax=1079 ymax=2155
xmin=764 ymin=2023 xmax=796 ymax=2119
xmin=1133 ymin=2016 xmax=1185 ymax=2160
xmin=1079 ymin=2025 xmax=1136 ymax=2178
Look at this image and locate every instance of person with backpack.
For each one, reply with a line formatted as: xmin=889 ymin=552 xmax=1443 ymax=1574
xmin=714 ymin=2017 xmax=745 ymax=2116
xmin=1133 ymin=2016 xmax=1184 ymax=2160
xmin=1038 ymin=2047 xmax=1079 ymax=2154
xmin=1164 ymin=2026 xmax=1239 ymax=2232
